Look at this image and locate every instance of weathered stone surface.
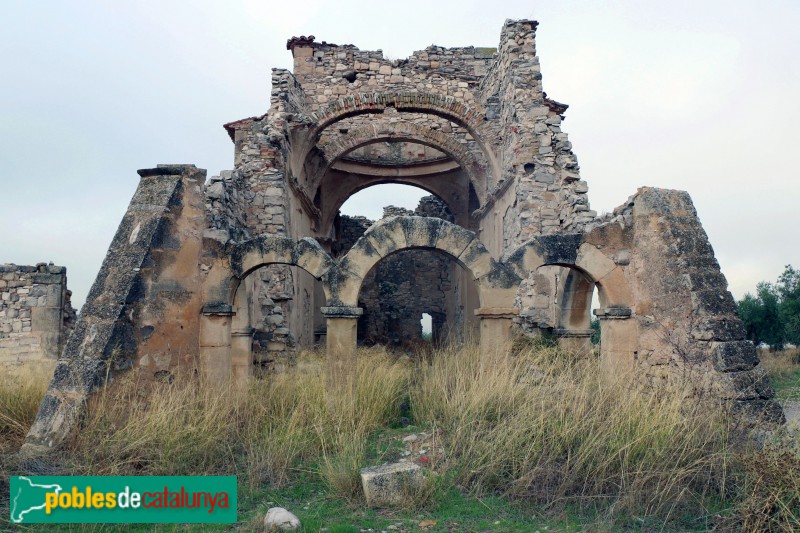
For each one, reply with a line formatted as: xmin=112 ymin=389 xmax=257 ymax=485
xmin=22 ymin=165 xmax=206 ymax=454
xmin=361 ymin=462 xmax=424 ymax=507
xmin=710 ymin=340 xmax=759 ymax=372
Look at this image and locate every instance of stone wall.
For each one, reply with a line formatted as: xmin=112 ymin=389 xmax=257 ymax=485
xmin=0 ymin=263 xmax=75 ymax=377
xmin=482 ymin=20 xmax=594 ymax=250
xmin=288 ymin=37 xmax=495 ymax=110
xmin=620 ymin=188 xmax=782 ymax=420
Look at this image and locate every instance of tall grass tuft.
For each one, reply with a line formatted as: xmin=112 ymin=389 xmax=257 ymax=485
xmin=410 ymin=343 xmax=732 ymax=522
xmin=0 ymin=369 xmax=49 ymax=453
xmin=727 ymin=446 xmax=800 ymax=531
xmin=66 ymin=347 xmax=410 ymax=493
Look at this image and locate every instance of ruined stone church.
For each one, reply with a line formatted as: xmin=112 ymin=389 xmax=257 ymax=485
xmin=20 ymin=20 xmax=782 ymax=453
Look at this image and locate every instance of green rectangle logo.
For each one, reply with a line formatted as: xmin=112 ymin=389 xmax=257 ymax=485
xmin=9 ymin=476 xmax=237 ymax=524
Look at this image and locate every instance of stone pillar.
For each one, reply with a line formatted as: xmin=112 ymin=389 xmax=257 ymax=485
xmin=230 ymin=328 xmax=254 ymax=383
xmin=30 ymin=273 xmax=66 ymax=361
xmin=594 ymin=306 xmax=637 ymax=372
xmin=200 ymin=304 xmax=233 ymax=383
xmin=475 ymin=307 xmax=519 ymax=361
xmin=321 ymin=306 xmax=362 ymax=400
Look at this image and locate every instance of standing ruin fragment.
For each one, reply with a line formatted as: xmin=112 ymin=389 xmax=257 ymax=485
xmin=21 ymin=19 xmax=783 ymax=454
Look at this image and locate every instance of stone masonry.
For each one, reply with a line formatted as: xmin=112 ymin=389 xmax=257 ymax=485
xmin=0 ymin=263 xmax=75 ymax=377
xmin=21 ymin=20 xmax=783 ymax=455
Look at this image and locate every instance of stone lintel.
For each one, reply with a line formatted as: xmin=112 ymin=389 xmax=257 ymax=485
xmin=231 ymin=328 xmax=255 ymax=337
xmin=201 ymin=303 xmax=234 ymax=316
xmin=553 ymin=328 xmax=594 ymax=338
xmin=137 ymin=165 xmax=200 ymax=178
xmin=474 ymin=307 xmax=519 ymax=319
xmin=321 ymin=306 xmax=363 ymax=318
xmin=593 ymin=306 xmax=632 ymax=319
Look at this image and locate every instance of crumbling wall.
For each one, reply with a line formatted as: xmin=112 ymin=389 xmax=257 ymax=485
xmin=0 ymin=263 xmax=75 ymax=377
xmin=288 ymin=37 xmax=495 ymax=110
xmin=620 ymin=188 xmax=783 ymax=421
xmin=479 ymin=19 xmax=594 ymax=252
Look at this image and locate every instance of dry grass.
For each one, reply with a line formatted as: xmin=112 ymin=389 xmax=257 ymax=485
xmin=759 ymin=348 xmax=800 ymax=378
xmin=2 ymin=343 xmax=800 ymax=528
xmin=0 ymin=369 xmax=49 ymax=454
xmin=67 ymin=347 xmax=410 ymax=495
xmin=411 ymin=342 xmax=732 ymax=523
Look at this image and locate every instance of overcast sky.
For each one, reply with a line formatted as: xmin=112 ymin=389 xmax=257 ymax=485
xmin=2 ymin=0 xmax=798 ymax=309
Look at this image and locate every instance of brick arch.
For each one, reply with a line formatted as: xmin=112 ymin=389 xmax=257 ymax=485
xmin=326 ymin=216 xmax=520 ymax=309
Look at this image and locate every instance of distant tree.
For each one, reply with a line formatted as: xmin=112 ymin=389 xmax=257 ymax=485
xmin=776 ymin=265 xmax=800 ymax=345
xmin=737 ymin=265 xmax=800 ymax=349
xmin=590 ymin=317 xmax=601 ymax=345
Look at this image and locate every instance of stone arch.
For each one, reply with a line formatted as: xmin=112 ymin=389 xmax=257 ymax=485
xmin=504 ymin=236 xmax=632 ymax=309
xmin=229 ymin=235 xmax=334 ymax=295
xmin=308 ymin=92 xmax=487 ymax=137
xmin=298 ymin=92 xmax=500 ymax=178
xmin=321 ymin=121 xmax=482 ymax=172
xmin=200 ymin=236 xmax=335 ymax=381
xmin=505 ymin=236 xmax=636 ymax=364
xmin=308 ymin=120 xmax=490 ymax=204
xmin=326 ymin=216 xmax=520 ymax=309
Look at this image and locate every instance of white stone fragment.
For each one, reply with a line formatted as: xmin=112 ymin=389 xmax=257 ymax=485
xmin=264 ymin=507 xmax=300 ymax=531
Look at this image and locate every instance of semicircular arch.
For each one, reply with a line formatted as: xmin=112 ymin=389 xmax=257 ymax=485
xmin=228 ymin=235 xmax=334 ymax=305
xmin=326 ymin=216 xmax=520 ymax=308
xmin=309 ymin=120 xmax=488 ymax=201
xmin=297 ymin=92 xmax=499 ymax=182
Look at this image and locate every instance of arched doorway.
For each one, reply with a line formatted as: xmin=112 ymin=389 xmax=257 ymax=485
xmin=517 ymin=265 xmax=598 ymax=355
xmin=329 ymin=184 xmax=479 ymax=348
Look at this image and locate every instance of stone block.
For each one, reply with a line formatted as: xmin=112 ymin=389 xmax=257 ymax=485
xmin=710 ymin=340 xmax=759 ymax=372
xmin=720 ymin=367 xmax=775 ymax=400
xmin=691 ymin=317 xmax=746 ymax=342
xmin=361 ymin=462 xmax=423 ymax=507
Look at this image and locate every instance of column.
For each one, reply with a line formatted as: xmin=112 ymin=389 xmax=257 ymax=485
xmin=200 ymin=304 xmax=233 ymax=383
xmin=554 ymin=328 xmax=595 ymax=355
xmin=230 ymin=327 xmax=254 ymax=383
xmin=475 ymin=307 xmax=519 ymax=361
xmin=321 ymin=306 xmax=363 ymax=401
xmin=594 ymin=306 xmax=637 ymax=373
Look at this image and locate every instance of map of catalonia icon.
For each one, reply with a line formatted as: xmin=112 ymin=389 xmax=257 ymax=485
xmin=10 ymin=476 xmax=63 ymax=523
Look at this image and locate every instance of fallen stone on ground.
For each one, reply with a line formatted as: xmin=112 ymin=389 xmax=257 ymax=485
xmin=361 ymin=461 xmax=424 ymax=507
xmin=264 ymin=507 xmax=301 ymax=531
